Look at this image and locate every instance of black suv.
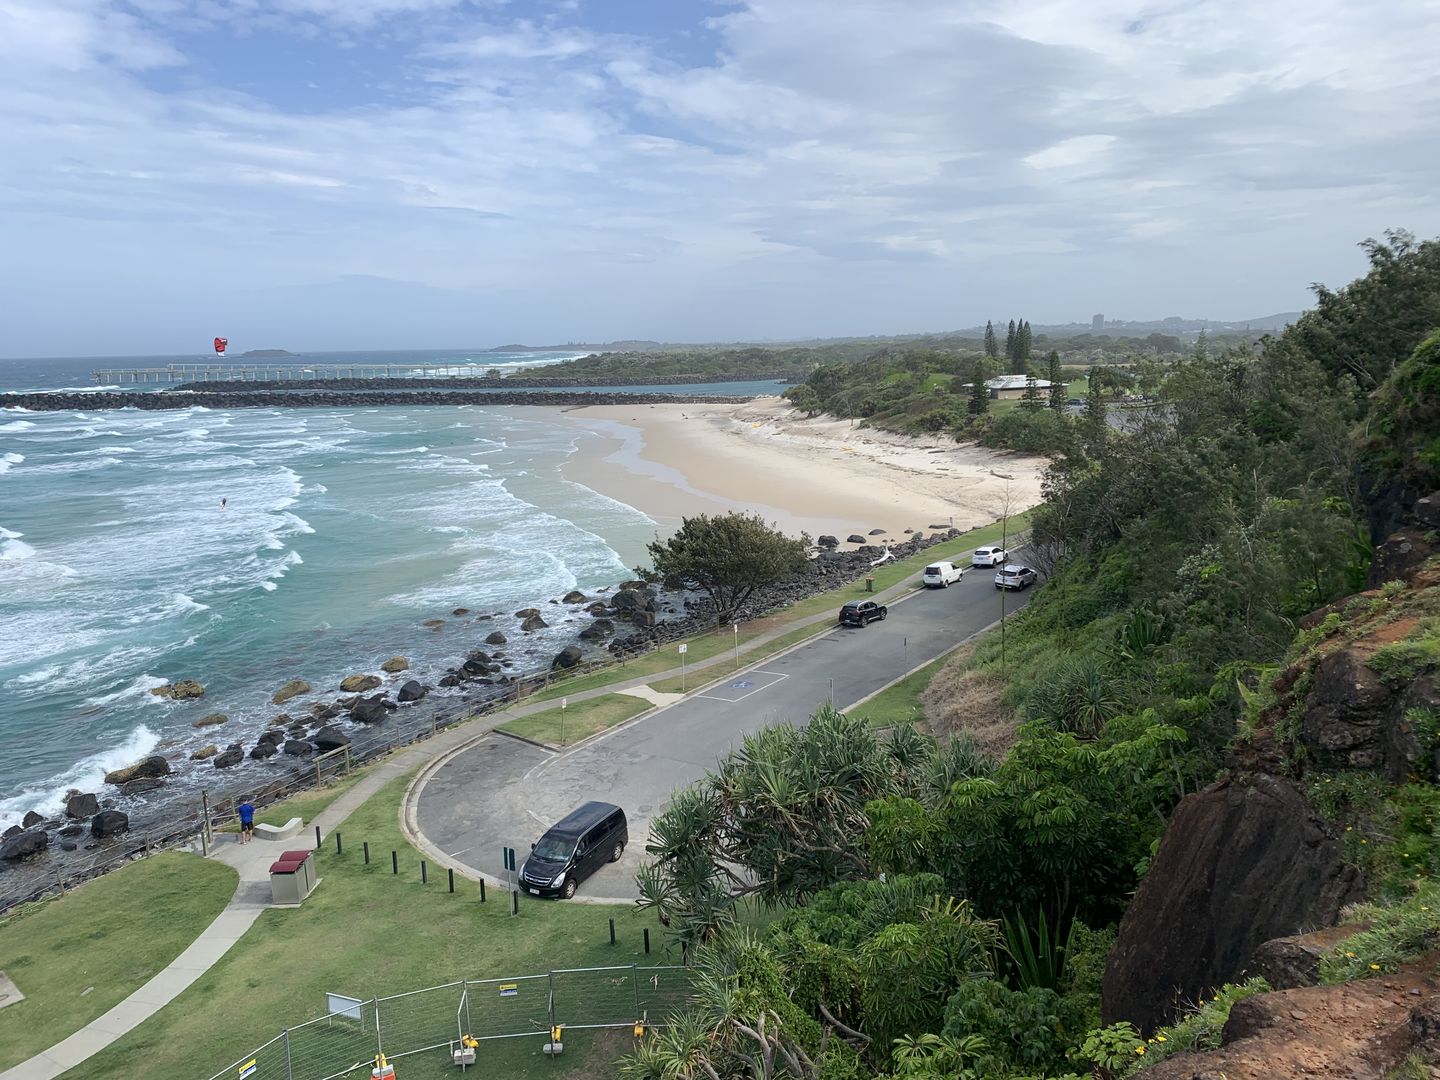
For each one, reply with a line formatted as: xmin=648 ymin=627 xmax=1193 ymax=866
xmin=519 ymin=801 xmax=628 ymax=899
xmin=839 ymin=600 xmax=887 ymax=626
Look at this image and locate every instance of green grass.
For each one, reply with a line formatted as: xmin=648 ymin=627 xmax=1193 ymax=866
xmin=500 ymin=695 xmax=651 ymax=747
xmin=849 ymin=653 xmax=949 ymax=728
xmin=0 ymin=851 xmax=238 ymax=1071
xmin=73 ymin=773 xmax=670 ymax=1080
xmin=218 ymin=769 xmax=368 ymax=833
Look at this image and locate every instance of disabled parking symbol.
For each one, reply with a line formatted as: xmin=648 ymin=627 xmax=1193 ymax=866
xmin=730 ymin=680 xmax=754 ymax=689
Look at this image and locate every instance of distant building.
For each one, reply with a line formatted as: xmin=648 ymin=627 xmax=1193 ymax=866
xmin=1092 ymin=313 xmax=1105 ymax=330
xmin=962 ymin=375 xmax=1055 ymax=400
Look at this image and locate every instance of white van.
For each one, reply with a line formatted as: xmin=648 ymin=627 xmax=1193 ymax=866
xmin=921 ymin=561 xmax=966 ymax=588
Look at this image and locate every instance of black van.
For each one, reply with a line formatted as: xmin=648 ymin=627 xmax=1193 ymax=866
xmin=518 ymin=801 xmax=628 ymax=899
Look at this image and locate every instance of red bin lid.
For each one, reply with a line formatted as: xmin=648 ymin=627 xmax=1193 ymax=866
xmin=281 ymin=849 xmax=312 ymax=861
xmin=269 ymin=860 xmax=299 ymax=874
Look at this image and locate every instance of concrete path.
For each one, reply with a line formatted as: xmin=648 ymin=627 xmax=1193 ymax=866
xmin=5 ymin=546 xmax=1026 ymax=1079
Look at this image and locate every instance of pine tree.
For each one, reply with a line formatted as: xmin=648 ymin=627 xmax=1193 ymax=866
xmin=1019 ymin=320 xmax=1033 ymax=360
xmin=984 ymin=321 xmax=998 ymax=358
xmin=1046 ymin=350 xmax=1066 ymax=411
xmin=1021 ymin=373 xmax=1044 ymax=411
xmin=1005 ymin=320 xmax=1017 ymax=360
xmin=968 ymin=358 xmax=991 ymax=416
xmin=1082 ymin=370 xmax=1108 ymax=456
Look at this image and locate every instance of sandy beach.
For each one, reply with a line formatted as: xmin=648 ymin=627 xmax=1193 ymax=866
xmin=561 ymin=397 xmax=1046 ymax=546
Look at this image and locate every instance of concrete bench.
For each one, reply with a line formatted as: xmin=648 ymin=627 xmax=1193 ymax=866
xmin=254 ymin=817 xmax=303 ymax=841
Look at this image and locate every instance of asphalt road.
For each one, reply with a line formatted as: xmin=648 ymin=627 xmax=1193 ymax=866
xmin=413 ymin=563 xmax=1034 ymax=902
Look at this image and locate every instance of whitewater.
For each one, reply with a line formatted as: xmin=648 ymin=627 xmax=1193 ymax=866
xmin=0 ymin=352 xmax=776 ymax=834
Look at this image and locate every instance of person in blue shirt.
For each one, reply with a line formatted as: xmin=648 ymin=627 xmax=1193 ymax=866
xmin=238 ymin=799 xmax=255 ymax=844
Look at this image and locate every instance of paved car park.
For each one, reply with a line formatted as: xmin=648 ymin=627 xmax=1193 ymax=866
xmin=411 ymin=563 xmax=1035 ymax=902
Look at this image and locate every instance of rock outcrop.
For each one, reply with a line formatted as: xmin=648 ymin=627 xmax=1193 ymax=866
xmin=552 ymin=645 xmax=583 ymax=669
xmin=350 ymin=696 xmax=391 ymax=724
xmin=578 ymin=618 xmax=614 ymax=642
xmin=1103 ymin=773 xmax=1363 ymax=1032
xmin=90 ymin=810 xmax=130 ymax=839
xmin=380 ymin=656 xmax=409 ymax=673
xmin=1 ymin=828 xmax=49 ymax=860
xmin=104 ymin=755 xmax=171 ymax=787
xmin=312 ymin=726 xmax=350 ymax=754
xmin=520 ymin=613 xmax=548 ymax=632
xmin=150 ymin=679 xmax=205 ymax=700
xmin=272 ymin=678 xmax=311 ymax=704
xmin=212 ymin=746 xmax=244 ymax=769
xmin=22 ymin=810 xmax=43 ymax=830
xmin=191 ymin=744 xmax=219 ymax=761
xmin=192 ymin=713 xmax=229 ymax=729
xmin=339 ymin=674 xmax=382 ymax=693
xmin=484 ymin=631 xmax=507 ymax=645
xmin=66 ymin=792 xmax=100 ymax=819
xmin=397 ymin=680 xmax=427 ymax=703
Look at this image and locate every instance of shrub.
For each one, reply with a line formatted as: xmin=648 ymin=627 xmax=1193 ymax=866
xmin=1138 ymin=977 xmax=1270 ymax=1066
xmin=1320 ymin=881 xmax=1440 ymax=982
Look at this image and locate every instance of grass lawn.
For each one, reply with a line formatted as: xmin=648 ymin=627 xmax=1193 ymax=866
xmin=218 ymin=769 xmax=368 ymax=833
xmin=0 ymin=851 xmax=238 ymax=1071
xmin=73 ymin=773 xmax=673 ymax=1080
xmin=849 ymin=654 xmax=949 ymax=729
xmin=500 ymin=695 xmax=651 ymax=747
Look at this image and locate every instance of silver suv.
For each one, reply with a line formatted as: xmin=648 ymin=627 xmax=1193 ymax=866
xmin=994 ymin=564 xmax=1037 ymax=590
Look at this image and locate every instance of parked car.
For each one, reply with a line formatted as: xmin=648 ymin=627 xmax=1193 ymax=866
xmin=519 ymin=801 xmax=628 ymax=899
xmin=921 ymin=561 xmax=966 ymax=588
xmin=839 ymin=599 xmax=888 ymax=626
xmin=972 ymin=546 xmax=1009 ymax=567
xmin=994 ymin=564 xmax=1038 ymax=590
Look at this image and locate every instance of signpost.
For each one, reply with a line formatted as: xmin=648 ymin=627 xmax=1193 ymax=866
xmin=733 ymin=623 xmax=739 ymax=670
xmin=678 ymin=643 xmax=688 ymax=692
xmin=560 ymin=697 xmax=567 ymax=747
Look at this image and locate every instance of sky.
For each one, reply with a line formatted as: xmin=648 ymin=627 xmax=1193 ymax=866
xmin=2 ymin=0 xmax=1438 ymax=357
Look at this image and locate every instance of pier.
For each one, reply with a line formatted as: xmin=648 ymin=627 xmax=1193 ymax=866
xmin=93 ymin=362 xmax=509 ymax=385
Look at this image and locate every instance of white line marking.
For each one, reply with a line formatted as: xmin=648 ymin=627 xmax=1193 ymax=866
xmin=696 ymin=671 xmax=789 ymax=703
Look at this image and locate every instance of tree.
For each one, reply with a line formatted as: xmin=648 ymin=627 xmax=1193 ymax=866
xmin=1019 ymin=321 xmax=1033 ymax=361
xmin=1020 ymin=374 xmax=1044 ymax=411
xmin=784 ymin=384 xmax=822 ymax=417
xmin=1047 ymin=350 xmax=1066 ymax=411
xmin=983 ymin=321 xmax=999 ymax=358
xmin=1082 ymin=373 xmax=1108 ymax=458
xmin=642 ymin=512 xmax=809 ymax=627
xmin=1005 ymin=320 xmax=1017 ymax=360
xmin=968 ymin=358 xmax=991 ymax=417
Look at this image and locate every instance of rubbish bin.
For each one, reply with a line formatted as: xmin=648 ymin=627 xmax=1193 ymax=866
xmin=269 ymin=857 xmax=304 ymax=905
xmin=865 ymin=576 xmax=875 ymax=592
xmin=281 ymin=849 xmax=316 ymax=897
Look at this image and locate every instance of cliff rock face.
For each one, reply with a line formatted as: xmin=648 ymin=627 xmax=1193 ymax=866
xmin=1103 ymin=774 xmax=1362 ymax=1032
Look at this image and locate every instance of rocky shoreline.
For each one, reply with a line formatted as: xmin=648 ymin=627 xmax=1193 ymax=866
xmin=0 ymin=523 xmax=967 ymax=909
xmin=172 ymin=373 xmax=802 ymax=392
xmin=1 ymin=390 xmax=753 ymax=412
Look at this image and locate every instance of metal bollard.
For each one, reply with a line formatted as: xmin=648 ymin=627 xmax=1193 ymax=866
xmin=479 ymin=878 xmax=486 ymax=903
xmin=392 ymin=850 xmax=398 ymax=875
xmin=512 ymin=890 xmax=519 ymax=916
xmin=643 ymin=928 xmax=650 ymax=954
xmin=335 ymin=831 xmax=342 ymax=856
xmin=363 ymin=841 xmax=370 ymax=865
xmin=421 ymin=860 xmax=428 ymax=885
xmin=448 ymin=867 xmax=455 ymax=893
xmin=609 ymin=918 xmax=616 ymax=945
xmin=315 ymin=825 xmax=322 ymax=850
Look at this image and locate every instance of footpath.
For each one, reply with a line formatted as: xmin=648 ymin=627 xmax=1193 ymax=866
xmin=3 ymin=570 xmax=933 ymax=1080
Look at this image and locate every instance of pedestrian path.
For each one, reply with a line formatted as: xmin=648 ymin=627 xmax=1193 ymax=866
xmin=3 ymin=565 xmax=944 ymax=1080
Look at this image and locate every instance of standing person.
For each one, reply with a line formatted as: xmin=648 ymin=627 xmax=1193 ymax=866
xmin=238 ymin=798 xmax=255 ymax=844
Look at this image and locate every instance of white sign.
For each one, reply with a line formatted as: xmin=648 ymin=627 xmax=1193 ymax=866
xmin=561 ymin=697 xmax=567 ymax=709
xmin=326 ymin=993 xmax=364 ymax=1022
xmin=678 ymin=644 xmax=688 ymax=654
xmin=732 ymin=623 xmax=738 ymax=633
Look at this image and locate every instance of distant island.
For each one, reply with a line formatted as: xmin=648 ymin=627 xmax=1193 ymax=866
xmin=240 ymin=349 xmax=295 ymax=358
xmin=487 ymin=341 xmax=661 ymax=354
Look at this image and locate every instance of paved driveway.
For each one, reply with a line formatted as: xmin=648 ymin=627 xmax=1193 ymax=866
xmin=412 ymin=566 xmax=1034 ymax=902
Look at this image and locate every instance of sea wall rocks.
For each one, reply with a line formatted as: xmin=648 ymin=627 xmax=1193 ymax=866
xmin=172 ymin=372 xmax=802 ymax=392
xmin=4 ymin=390 xmax=755 ymax=412
xmin=1102 ymin=774 xmax=1363 ymax=1032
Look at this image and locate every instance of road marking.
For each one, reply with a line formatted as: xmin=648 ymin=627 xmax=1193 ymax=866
xmin=448 ymin=847 xmax=470 ymax=858
xmin=697 ymin=670 xmax=788 ymax=703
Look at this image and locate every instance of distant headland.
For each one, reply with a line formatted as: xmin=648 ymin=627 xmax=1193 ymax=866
xmin=239 ymin=348 xmax=295 ymax=358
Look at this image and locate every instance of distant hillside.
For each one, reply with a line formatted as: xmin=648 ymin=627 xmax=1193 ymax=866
xmin=239 ymin=348 xmax=295 ymax=358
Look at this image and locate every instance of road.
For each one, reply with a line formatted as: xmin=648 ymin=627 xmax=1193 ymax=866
xmin=411 ymin=563 xmax=1034 ymax=901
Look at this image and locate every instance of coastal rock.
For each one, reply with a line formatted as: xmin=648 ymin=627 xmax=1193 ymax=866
xmin=270 ymin=714 xmax=292 ymax=727
xmin=578 ymin=618 xmax=615 ymax=642
xmin=552 ymin=645 xmax=583 ymax=670
xmin=562 ymin=590 xmax=588 ymax=604
xmin=514 ymin=607 xmax=541 ymax=619
xmin=610 ymin=589 xmax=657 ymax=614
xmin=193 ymin=713 xmax=229 ymax=729
xmin=868 ymin=528 xmax=886 ymax=536
xmin=1 ymin=828 xmax=49 ymax=860
xmin=212 ymin=747 xmax=244 ymax=770
xmin=121 ymin=778 xmax=164 ymax=796
xmin=22 ymin=810 xmax=43 ymax=830
xmin=249 ymin=742 xmax=279 ymax=761
xmin=66 ymin=792 xmax=100 ymax=819
xmin=271 ymin=679 xmax=311 ymax=705
xmin=150 ymin=679 xmax=205 ymax=701
xmin=104 ymin=755 xmax=171 ymax=787
xmin=312 ymin=726 xmax=350 ymax=754
xmin=452 ymin=608 xmax=471 ymax=616
xmin=423 ymin=619 xmax=445 ymax=629
xmin=484 ymin=631 xmax=507 ymax=645
xmin=283 ymin=740 xmax=312 ymax=757
xmin=59 ymin=824 xmax=84 ymax=838
xmin=257 ymin=729 xmax=285 ymax=746
xmin=350 ymin=697 xmax=391 ymax=725
xmin=381 ymin=656 xmax=409 ymax=674
xmin=190 ymin=745 xmax=219 ymax=761
xmin=60 ymin=841 xmax=77 ymax=852
xmin=817 ymin=535 xmax=839 ymax=549
xmin=340 ymin=674 xmax=382 ymax=693
xmin=1 ymin=825 xmax=19 ymax=840
xmin=439 ymin=674 xmax=462 ymax=688
xmin=521 ymin=614 xmax=548 ymax=632
xmin=90 ymin=811 xmax=130 ymax=839
xmin=846 ymin=534 xmax=866 ymax=544
xmin=585 ymin=602 xmax=609 ymax=616
xmin=397 ymin=680 xmax=427 ymax=703
xmin=309 ymin=702 xmax=340 ymax=721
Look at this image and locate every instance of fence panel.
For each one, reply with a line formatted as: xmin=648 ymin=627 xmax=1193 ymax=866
xmin=206 ymin=1031 xmax=290 ymax=1080
xmin=551 ymin=965 xmax=651 ymax=1030
xmin=634 ymin=964 xmax=694 ymax=1022
xmin=463 ymin=974 xmax=552 ymax=1040
xmin=371 ymin=982 xmax=463 ymax=1060
xmin=285 ymin=1000 xmax=379 ymax=1080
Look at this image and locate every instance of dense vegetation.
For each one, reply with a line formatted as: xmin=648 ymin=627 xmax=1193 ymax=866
xmin=627 ymin=232 xmax=1440 ymax=1079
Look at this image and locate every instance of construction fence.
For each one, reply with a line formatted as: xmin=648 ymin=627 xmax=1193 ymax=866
xmin=204 ymin=964 xmax=693 ymax=1080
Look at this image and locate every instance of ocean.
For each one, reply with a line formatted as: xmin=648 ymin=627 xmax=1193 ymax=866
xmin=0 ymin=350 xmax=787 ymax=836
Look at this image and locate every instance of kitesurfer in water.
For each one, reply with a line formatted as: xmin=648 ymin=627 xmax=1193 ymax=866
xmin=220 ymin=497 xmax=227 ymax=510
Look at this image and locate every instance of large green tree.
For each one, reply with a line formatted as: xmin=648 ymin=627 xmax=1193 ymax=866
xmin=968 ymin=358 xmax=991 ymax=417
xmin=983 ymin=321 xmax=999 ymax=358
xmin=642 ymin=512 xmax=809 ymax=627
xmin=1046 ymin=350 xmax=1066 ymax=411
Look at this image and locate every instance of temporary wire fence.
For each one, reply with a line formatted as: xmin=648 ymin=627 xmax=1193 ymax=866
xmin=204 ymin=965 xmax=693 ymax=1080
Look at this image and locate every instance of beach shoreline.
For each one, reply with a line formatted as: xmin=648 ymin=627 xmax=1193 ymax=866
xmin=560 ymin=397 xmax=1046 ymax=545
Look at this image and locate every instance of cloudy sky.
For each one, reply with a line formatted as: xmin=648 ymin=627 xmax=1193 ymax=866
xmin=3 ymin=0 xmax=1438 ymax=357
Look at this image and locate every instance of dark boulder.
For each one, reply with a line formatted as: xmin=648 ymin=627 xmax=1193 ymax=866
xmin=1250 ymin=924 xmax=1366 ymax=990
xmin=312 ymin=726 xmax=350 ymax=754
xmin=190 ymin=744 xmax=219 ymax=761
xmin=339 ymin=673 xmax=382 ymax=693
xmin=351 ymin=697 xmax=390 ymax=725
xmin=578 ymin=618 xmax=614 ymax=642
xmin=192 ymin=713 xmax=229 ymax=729
xmin=258 ymin=727 xmax=285 ymax=745
xmin=1 ymin=828 xmax=49 ymax=860
xmin=60 ymin=841 xmax=77 ymax=852
xmin=817 ymin=535 xmax=839 ymax=549
xmin=283 ymin=740 xmax=313 ymax=757
xmin=562 ymin=590 xmax=588 ymax=604
xmin=462 ymin=652 xmax=493 ymax=677
xmin=90 ymin=810 xmax=130 ymax=839
xmin=310 ymin=701 xmax=340 ymax=720
xmin=397 ymin=680 xmax=427 ymax=703
xmin=610 ymin=588 xmax=657 ymax=613
xmin=552 ymin=645 xmax=583 ymax=670
xmin=484 ymin=630 xmax=507 ymax=645
xmin=21 ymin=810 xmax=43 ymax=830
xmin=212 ymin=747 xmax=245 ymax=769
xmin=438 ymin=673 xmax=462 ymax=688
xmin=846 ymin=534 xmax=866 ymax=544
xmin=586 ymin=601 xmax=609 ymax=615
xmin=1103 ymin=774 xmax=1363 ymax=1032
xmin=514 ymin=607 xmax=541 ymax=619
xmin=59 ymin=824 xmax=84 ymax=838
xmin=868 ymin=528 xmax=886 ymax=536
xmin=249 ymin=742 xmax=279 ymax=761
xmin=1 ymin=825 xmax=19 ymax=839
xmin=521 ymin=613 xmax=548 ymax=632
xmin=271 ymin=679 xmax=311 ymax=705
xmin=1366 ymin=528 xmax=1438 ymax=588
xmin=103 ymin=755 xmax=171 ymax=786
xmin=121 ymin=778 xmax=164 ymax=796
xmin=150 ymin=679 xmax=205 ymax=700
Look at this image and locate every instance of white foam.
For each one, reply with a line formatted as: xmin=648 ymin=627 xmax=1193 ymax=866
xmin=84 ymin=673 xmax=171 ymax=708
xmin=0 ymin=724 xmax=161 ymax=831
xmin=0 ymin=526 xmax=35 ymax=560
xmin=259 ymin=580 xmax=278 ymax=591
xmin=0 ymin=420 xmax=36 ymax=431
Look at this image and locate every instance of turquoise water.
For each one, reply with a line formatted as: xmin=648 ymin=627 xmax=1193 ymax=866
xmin=0 ymin=353 xmax=786 ymax=830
